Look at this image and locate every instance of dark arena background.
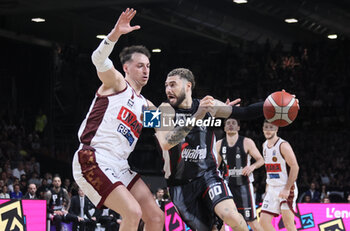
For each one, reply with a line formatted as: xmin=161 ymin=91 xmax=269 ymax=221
xmin=0 ymin=0 xmax=349 ymax=230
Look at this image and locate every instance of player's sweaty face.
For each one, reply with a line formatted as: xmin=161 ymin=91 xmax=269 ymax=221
xmin=126 ymin=53 xmax=150 ymax=86
xmin=165 ymin=75 xmax=186 ymax=107
xmin=263 ymin=122 xmax=278 ymax=139
xmin=224 ymin=119 xmax=239 ymax=133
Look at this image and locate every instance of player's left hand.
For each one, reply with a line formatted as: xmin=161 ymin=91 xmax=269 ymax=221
xmin=110 ymin=8 xmax=140 ymax=40
xmin=279 ymin=188 xmax=290 ymax=200
xmin=242 ymin=165 xmax=255 ymax=176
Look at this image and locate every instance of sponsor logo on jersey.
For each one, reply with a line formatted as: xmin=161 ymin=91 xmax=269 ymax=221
xmin=265 ymin=163 xmax=282 ymax=172
xmin=228 ymin=167 xmax=243 ymax=176
xmin=272 ymin=157 xmax=278 ymax=162
xmin=127 ymin=99 xmax=134 ymax=107
xmin=181 ymin=145 xmax=207 ymax=161
xmin=117 ymin=106 xmax=142 ymax=138
xmin=236 ymin=147 xmax=240 ymax=153
xmin=117 ymin=124 xmax=135 ymax=146
xmin=268 ymin=173 xmax=280 ymax=179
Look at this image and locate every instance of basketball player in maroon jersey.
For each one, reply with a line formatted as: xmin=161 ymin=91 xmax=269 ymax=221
xmin=72 ymin=9 xmax=164 ymax=231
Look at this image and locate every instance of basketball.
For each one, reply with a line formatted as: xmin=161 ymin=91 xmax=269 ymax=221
xmin=263 ymin=91 xmax=298 ymax=127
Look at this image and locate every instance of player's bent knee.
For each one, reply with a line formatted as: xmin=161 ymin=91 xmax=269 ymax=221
xmin=143 ymin=208 xmax=164 ymax=225
xmin=122 ymin=205 xmax=143 ymax=222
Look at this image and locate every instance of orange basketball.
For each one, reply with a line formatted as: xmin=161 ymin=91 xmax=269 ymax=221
xmin=263 ymin=91 xmax=298 ymax=127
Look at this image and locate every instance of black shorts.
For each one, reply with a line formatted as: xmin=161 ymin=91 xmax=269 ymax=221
xmin=228 ymin=182 xmax=257 ymax=222
xmin=169 ymin=170 xmax=232 ymax=231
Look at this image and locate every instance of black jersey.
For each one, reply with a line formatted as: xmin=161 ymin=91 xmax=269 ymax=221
xmin=219 ymin=135 xmax=253 ymax=186
xmin=164 ymin=99 xmax=219 ymax=186
xmin=49 ymin=187 xmax=65 ymax=211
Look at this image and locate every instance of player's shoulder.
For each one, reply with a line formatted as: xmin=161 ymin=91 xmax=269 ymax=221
xmin=280 ymin=140 xmax=292 ymax=149
xmin=146 ymin=99 xmax=155 ymax=107
xmin=62 ymin=187 xmax=69 ymax=194
xmin=216 ymin=138 xmax=223 ymax=146
xmin=243 ymin=137 xmax=255 ymax=146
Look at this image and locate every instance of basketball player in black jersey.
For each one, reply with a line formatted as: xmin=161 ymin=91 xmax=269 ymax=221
xmin=154 ymin=68 xmax=269 ymax=231
xmin=216 ymin=118 xmax=264 ymax=231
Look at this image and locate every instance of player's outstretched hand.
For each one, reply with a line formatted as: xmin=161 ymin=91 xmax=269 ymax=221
xmin=282 ymin=89 xmax=300 ymax=110
xmin=109 ymin=8 xmax=140 ymax=41
xmin=225 ymin=98 xmax=241 ymax=107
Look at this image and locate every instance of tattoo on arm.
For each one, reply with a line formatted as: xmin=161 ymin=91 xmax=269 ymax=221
xmin=165 ymin=124 xmax=193 ymax=145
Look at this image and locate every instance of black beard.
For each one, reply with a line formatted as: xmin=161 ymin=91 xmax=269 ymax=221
xmin=168 ymin=91 xmax=186 ymax=108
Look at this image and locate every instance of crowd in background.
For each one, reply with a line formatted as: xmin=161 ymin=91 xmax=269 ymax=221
xmin=1 ymin=38 xmax=350 ymax=229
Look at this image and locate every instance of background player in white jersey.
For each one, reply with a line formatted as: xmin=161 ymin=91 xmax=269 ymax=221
xmin=259 ymin=121 xmax=299 ymax=231
xmin=216 ymin=118 xmax=264 ymax=231
xmin=72 ymin=9 xmax=164 ymax=231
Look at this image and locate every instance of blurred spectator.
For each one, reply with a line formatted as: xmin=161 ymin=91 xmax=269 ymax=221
xmin=28 ymin=172 xmax=41 ymax=187
xmin=347 ymin=194 xmax=350 ymax=203
xmin=69 ymin=181 xmax=79 ymax=197
xmin=321 ymin=197 xmax=331 ymax=203
xmin=0 ymin=171 xmax=10 ymax=187
xmin=2 ymin=160 xmax=12 ymax=176
xmin=0 ymin=185 xmax=10 ymax=198
xmin=12 ymin=161 xmax=26 ymax=179
xmin=34 ymin=109 xmax=47 ymax=135
xmin=20 ymin=178 xmax=28 ymax=194
xmin=37 ymin=178 xmax=50 ymax=199
xmin=303 ymin=195 xmax=311 ymax=203
xmin=24 ymin=161 xmax=33 ymax=176
xmin=63 ymin=178 xmax=71 ymax=191
xmin=10 ymin=184 xmax=23 ymax=199
xmin=69 ymin=188 xmax=96 ymax=231
xmin=320 ymin=170 xmax=330 ymax=185
xmin=155 ymin=188 xmax=165 ymax=211
xmin=304 ymin=182 xmax=321 ymax=202
xmin=320 ymin=184 xmax=329 ymax=201
xmin=23 ymin=183 xmax=38 ymax=199
xmin=95 ymin=208 xmax=121 ymax=231
xmin=29 ymin=156 xmax=40 ymax=174
xmin=44 ymin=172 xmax=53 ymax=185
xmin=8 ymin=177 xmax=19 ymax=193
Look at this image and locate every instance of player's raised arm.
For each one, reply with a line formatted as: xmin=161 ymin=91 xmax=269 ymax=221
xmin=213 ymin=98 xmax=264 ymax=119
xmin=91 ymin=8 xmax=140 ymax=93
